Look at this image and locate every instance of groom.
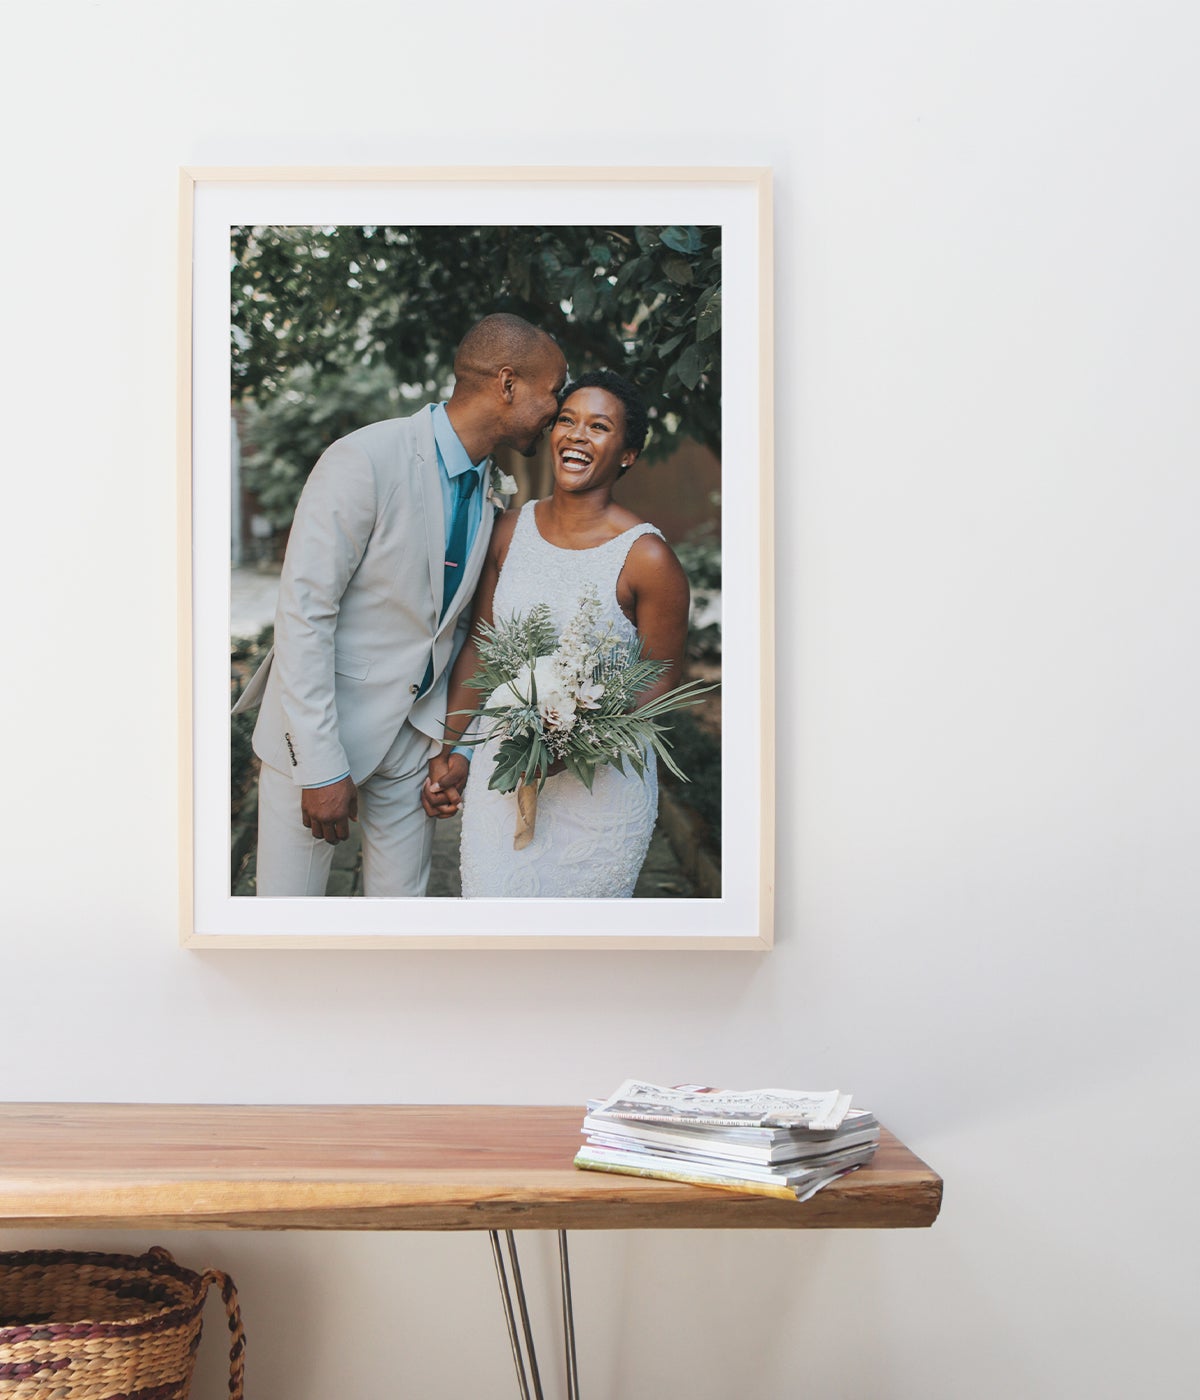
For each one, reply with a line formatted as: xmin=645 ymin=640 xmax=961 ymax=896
xmin=234 ymin=314 xmax=568 ymax=896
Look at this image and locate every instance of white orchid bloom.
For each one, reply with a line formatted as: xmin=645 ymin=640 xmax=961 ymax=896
xmin=539 ymin=691 xmax=578 ymax=732
xmin=574 ymin=680 xmax=605 ymax=710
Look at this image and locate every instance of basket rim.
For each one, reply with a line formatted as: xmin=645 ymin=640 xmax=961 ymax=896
xmin=0 ymin=1248 xmax=209 ymax=1342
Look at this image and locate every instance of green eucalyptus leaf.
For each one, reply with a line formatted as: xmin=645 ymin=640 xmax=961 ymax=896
xmin=696 ymin=286 xmax=722 ymax=340
xmin=675 ymin=342 xmax=705 ymax=390
xmin=573 ymin=274 xmax=597 ymax=321
xmin=614 ymin=254 xmax=645 ymax=291
xmin=660 ymin=225 xmax=703 ymax=254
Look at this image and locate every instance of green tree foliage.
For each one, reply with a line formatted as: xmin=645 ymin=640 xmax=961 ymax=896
xmin=231 ymin=224 xmax=721 ymax=459
xmin=238 ymin=363 xmax=405 ymax=531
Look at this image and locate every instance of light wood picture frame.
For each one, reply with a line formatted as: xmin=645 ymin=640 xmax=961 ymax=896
xmin=179 ymin=166 xmax=773 ymax=948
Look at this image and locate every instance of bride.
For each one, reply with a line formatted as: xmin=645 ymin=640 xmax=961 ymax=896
xmin=422 ymin=370 xmax=692 ymax=898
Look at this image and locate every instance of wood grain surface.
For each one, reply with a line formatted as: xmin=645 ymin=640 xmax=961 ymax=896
xmin=0 ymin=1104 xmax=942 ymax=1232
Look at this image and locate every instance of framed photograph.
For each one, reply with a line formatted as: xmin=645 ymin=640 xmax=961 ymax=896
xmin=179 ymin=166 xmax=773 ymax=948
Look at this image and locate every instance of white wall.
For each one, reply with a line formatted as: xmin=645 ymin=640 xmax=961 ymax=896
xmin=2 ymin=2 xmax=1196 ymax=1396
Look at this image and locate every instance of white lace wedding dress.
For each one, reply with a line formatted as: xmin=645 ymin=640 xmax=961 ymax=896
xmin=460 ymin=500 xmax=663 ymax=898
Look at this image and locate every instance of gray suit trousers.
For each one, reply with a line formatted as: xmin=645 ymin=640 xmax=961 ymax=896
xmin=254 ymin=721 xmax=439 ymax=897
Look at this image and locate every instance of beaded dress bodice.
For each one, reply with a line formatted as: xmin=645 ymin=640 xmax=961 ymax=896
xmin=492 ymin=500 xmax=662 ymax=637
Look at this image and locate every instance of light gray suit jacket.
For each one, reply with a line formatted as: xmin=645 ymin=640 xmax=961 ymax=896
xmin=233 ymin=408 xmax=495 ymax=786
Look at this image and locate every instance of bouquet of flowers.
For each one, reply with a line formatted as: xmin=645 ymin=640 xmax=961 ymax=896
xmin=453 ymin=584 xmax=716 ymax=848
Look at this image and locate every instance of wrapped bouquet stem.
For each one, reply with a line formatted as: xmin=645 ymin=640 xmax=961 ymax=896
xmin=452 ymin=585 xmax=716 ymax=850
xmin=514 ymin=780 xmax=539 ymax=850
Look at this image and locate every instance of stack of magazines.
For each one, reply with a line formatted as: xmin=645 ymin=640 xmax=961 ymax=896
xmin=574 ymin=1080 xmax=879 ymax=1201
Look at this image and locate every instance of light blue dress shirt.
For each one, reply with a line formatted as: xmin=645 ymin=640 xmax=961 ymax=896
xmin=431 ymin=401 xmax=488 ymax=560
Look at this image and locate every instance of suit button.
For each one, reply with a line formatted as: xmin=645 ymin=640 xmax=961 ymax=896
xmin=409 ymin=684 xmax=420 ymax=695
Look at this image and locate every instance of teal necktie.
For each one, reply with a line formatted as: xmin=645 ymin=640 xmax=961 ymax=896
xmin=442 ymin=469 xmax=479 ymax=618
xmin=417 ymin=469 xmax=480 ymax=699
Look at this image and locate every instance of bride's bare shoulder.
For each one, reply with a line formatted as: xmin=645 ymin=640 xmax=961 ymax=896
xmin=607 ymin=503 xmax=649 ymax=533
xmin=492 ymin=507 xmax=521 ymax=545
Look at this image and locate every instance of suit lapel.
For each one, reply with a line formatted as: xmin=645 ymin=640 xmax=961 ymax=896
xmin=414 ymin=409 xmax=445 ymax=618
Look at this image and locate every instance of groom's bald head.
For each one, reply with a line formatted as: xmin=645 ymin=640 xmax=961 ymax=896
xmin=445 ymin=313 xmax=565 ymax=459
xmin=447 ymin=314 xmax=567 ymax=459
xmin=453 ymin=313 xmax=562 ymax=385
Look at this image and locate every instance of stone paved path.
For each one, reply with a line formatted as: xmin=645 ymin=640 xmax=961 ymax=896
xmin=233 ymin=797 xmax=695 ymax=897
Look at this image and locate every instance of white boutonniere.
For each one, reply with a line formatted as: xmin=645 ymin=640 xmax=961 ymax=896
xmin=487 ymin=464 xmax=519 ymax=512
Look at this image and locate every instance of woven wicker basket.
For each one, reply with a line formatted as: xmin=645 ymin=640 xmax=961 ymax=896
xmin=0 ymin=1246 xmax=244 ymax=1399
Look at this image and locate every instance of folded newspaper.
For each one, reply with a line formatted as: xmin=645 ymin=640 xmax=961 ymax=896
xmin=591 ymin=1080 xmax=853 ymax=1132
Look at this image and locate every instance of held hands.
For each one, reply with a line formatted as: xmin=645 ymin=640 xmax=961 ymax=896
xmin=420 ymin=751 xmax=568 ymax=820
xmin=301 ymin=775 xmax=359 ymax=845
xmin=422 ymin=751 xmax=471 ymax=819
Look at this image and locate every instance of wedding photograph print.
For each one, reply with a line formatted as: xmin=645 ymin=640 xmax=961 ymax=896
xmin=181 ymin=168 xmax=772 ymax=948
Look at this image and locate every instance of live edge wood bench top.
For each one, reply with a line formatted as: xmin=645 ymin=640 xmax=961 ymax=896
xmin=0 ymin=1103 xmax=942 ymax=1233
